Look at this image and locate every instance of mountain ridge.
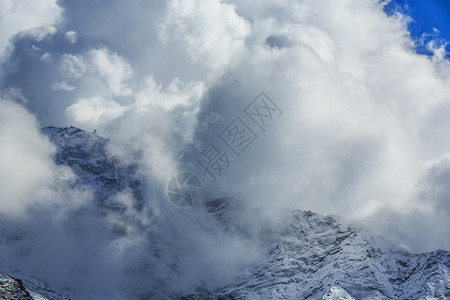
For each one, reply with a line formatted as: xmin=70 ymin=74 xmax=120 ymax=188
xmin=0 ymin=126 xmax=447 ymax=299
xmin=204 ymin=210 xmax=449 ymax=299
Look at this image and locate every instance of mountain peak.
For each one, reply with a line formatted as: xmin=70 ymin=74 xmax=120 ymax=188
xmin=42 ymin=126 xmax=143 ymax=210
xmin=323 ymin=284 xmax=355 ymax=300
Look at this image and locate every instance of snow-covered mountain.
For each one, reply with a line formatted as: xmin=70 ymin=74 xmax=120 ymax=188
xmin=42 ymin=126 xmax=144 ymax=211
xmin=0 ymin=270 xmax=71 ymax=300
xmin=0 ymin=127 xmax=448 ymax=299
xmin=197 ymin=210 xmax=449 ymax=299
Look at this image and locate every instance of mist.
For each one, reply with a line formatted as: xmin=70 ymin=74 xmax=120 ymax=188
xmin=0 ymin=0 xmax=450 ymax=297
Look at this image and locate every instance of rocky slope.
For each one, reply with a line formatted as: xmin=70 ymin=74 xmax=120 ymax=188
xmin=0 ymin=127 xmax=448 ymax=299
xmin=199 ymin=210 xmax=449 ymax=299
xmin=0 ymin=270 xmax=71 ymax=300
xmin=0 ymin=273 xmax=32 ymax=300
xmin=42 ymin=126 xmax=143 ymax=211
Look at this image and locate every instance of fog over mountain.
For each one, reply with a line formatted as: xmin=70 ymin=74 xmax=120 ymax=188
xmin=0 ymin=127 xmax=447 ymax=299
xmin=0 ymin=0 xmax=449 ymax=298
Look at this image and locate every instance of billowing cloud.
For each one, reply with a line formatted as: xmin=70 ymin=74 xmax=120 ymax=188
xmin=89 ymin=48 xmax=133 ymax=96
xmin=0 ymin=0 xmax=449 ymax=297
xmin=159 ymin=0 xmax=250 ymax=75
xmin=190 ymin=0 xmax=450 ymax=253
xmin=0 ymin=99 xmax=77 ymax=216
xmin=0 ymin=100 xmax=154 ymax=296
xmin=0 ymin=0 xmax=62 ymax=64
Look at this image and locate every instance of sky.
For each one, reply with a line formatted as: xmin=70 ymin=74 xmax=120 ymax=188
xmin=385 ymin=0 xmax=450 ymax=56
xmin=0 ymin=0 xmax=450 ymax=297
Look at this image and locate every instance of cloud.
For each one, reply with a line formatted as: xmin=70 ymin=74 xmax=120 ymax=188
xmin=66 ymin=96 xmax=126 ymax=126
xmin=0 ymin=99 xmax=70 ymax=216
xmin=0 ymin=100 xmax=155 ymax=296
xmin=89 ymin=48 xmax=133 ymax=96
xmin=159 ymin=0 xmax=250 ymax=75
xmin=1 ymin=86 xmax=28 ymax=103
xmin=189 ymin=0 xmax=450 ymax=252
xmin=366 ymin=153 xmax=450 ymax=252
xmin=61 ymin=44 xmax=206 ymax=184
xmin=0 ymin=0 xmax=450 ymax=297
xmin=64 ymin=30 xmax=77 ymax=44
xmin=0 ymin=0 xmax=62 ymax=64
xmin=51 ymin=81 xmax=75 ymax=91
xmin=59 ymin=53 xmax=86 ymax=80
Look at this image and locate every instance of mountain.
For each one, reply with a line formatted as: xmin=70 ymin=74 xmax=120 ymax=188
xmin=0 ymin=272 xmax=33 ymax=300
xmin=0 ymin=270 xmax=71 ymax=300
xmin=0 ymin=127 xmax=448 ymax=299
xmin=198 ymin=210 xmax=449 ymax=299
xmin=42 ymin=126 xmax=144 ymax=211
xmin=322 ymin=284 xmax=355 ymax=300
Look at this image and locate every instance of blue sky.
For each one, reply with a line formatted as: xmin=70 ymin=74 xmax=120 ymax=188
xmin=385 ymin=0 xmax=450 ymax=56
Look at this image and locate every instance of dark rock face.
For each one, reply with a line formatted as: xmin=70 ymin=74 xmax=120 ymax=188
xmin=42 ymin=126 xmax=143 ymax=211
xmin=0 ymin=274 xmax=32 ymax=300
xmin=0 ymin=270 xmax=72 ymax=300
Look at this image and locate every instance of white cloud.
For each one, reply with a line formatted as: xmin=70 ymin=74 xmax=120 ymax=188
xmin=66 ymin=96 xmax=127 ymax=128
xmin=89 ymin=48 xmax=133 ymax=96
xmin=66 ymin=71 xmax=204 ymax=183
xmin=187 ymin=0 xmax=450 ymax=251
xmin=56 ymin=40 xmax=207 ymax=186
xmin=40 ymin=52 xmax=52 ymax=61
xmin=51 ymin=81 xmax=75 ymax=91
xmin=0 ymin=0 xmax=62 ymax=63
xmin=64 ymin=30 xmax=77 ymax=44
xmin=159 ymin=0 xmax=250 ymax=77
xmin=12 ymin=0 xmax=447 ymax=253
xmin=59 ymin=53 xmax=86 ymax=80
xmin=0 ymin=99 xmax=86 ymax=217
xmin=135 ymin=76 xmax=204 ymax=112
